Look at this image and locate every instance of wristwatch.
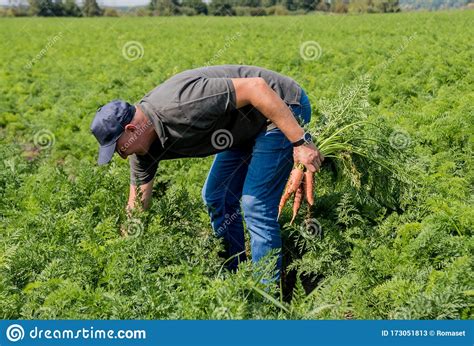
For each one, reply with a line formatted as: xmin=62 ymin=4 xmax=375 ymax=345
xmin=292 ymin=132 xmax=313 ymax=147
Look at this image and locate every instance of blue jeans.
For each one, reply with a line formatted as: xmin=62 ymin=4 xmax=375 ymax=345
xmin=201 ymin=89 xmax=311 ymax=281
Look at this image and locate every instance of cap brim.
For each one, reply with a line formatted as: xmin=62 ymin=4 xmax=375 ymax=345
xmin=97 ymin=141 xmax=117 ymax=165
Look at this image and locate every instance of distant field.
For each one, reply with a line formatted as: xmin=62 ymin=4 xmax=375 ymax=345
xmin=0 ymin=11 xmax=473 ymax=319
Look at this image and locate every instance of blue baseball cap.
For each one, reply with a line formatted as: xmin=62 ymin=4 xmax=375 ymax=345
xmin=90 ymin=100 xmax=136 ymax=165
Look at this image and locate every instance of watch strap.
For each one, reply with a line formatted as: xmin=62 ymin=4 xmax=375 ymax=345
xmin=292 ymin=138 xmax=306 ymax=147
xmin=292 ymin=132 xmax=312 ymax=147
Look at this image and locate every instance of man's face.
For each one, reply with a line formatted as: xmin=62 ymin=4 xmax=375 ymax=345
xmin=115 ymin=125 xmax=148 ymax=159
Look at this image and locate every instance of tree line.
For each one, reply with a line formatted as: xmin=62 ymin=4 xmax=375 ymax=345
xmin=5 ymin=0 xmax=103 ymax=16
xmin=2 ymin=0 xmax=471 ymax=17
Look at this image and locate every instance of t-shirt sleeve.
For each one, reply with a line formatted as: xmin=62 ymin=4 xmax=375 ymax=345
xmin=129 ymin=153 xmax=159 ymax=186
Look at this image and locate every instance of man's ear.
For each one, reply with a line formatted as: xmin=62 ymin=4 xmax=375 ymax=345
xmin=124 ymin=123 xmax=136 ymax=132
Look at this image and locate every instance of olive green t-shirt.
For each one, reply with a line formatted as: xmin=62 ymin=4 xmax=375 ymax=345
xmin=130 ymin=65 xmax=302 ymax=185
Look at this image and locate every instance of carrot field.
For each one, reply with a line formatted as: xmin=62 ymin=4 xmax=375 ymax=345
xmin=0 ymin=10 xmax=473 ymax=319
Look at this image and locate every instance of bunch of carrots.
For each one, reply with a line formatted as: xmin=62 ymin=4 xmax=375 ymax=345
xmin=278 ymin=75 xmax=407 ymax=225
xmin=278 ymin=162 xmax=314 ymax=225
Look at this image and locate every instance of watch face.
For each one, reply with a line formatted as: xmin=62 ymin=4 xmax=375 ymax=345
xmin=304 ymin=132 xmax=313 ymax=143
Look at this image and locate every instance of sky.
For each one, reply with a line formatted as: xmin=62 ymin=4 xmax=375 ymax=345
xmin=1 ymin=0 xmax=150 ymax=6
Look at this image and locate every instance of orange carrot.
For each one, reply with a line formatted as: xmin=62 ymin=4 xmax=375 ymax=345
xmin=304 ymin=170 xmax=314 ymax=206
xmin=287 ymin=163 xmax=305 ymax=194
xmin=277 ymin=182 xmax=291 ymax=219
xmin=290 ymin=184 xmax=303 ymax=225
xmin=278 ymin=164 xmax=305 ymax=219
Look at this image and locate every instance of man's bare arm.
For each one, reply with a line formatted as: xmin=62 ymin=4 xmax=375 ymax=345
xmin=231 ymin=77 xmax=304 ymax=142
xmin=127 ymin=179 xmax=154 ymax=214
xmin=231 ymin=77 xmax=323 ymax=172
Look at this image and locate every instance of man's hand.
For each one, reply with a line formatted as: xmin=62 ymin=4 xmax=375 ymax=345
xmin=121 ymin=179 xmax=154 ymax=237
xmin=293 ymin=143 xmax=324 ymax=173
xmin=127 ymin=180 xmax=154 ymax=212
